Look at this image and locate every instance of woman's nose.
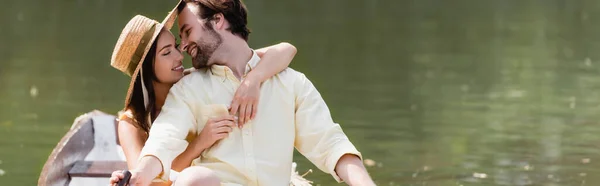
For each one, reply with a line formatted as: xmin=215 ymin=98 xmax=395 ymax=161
xmin=176 ymin=49 xmax=184 ymax=61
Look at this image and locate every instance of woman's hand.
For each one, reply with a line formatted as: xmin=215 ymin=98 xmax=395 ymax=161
xmin=230 ymin=42 xmax=297 ymax=127
xmin=229 ymin=76 xmax=261 ymax=127
xmin=183 ymin=67 xmax=195 ymax=76
xmin=195 ymin=115 xmax=236 ymax=150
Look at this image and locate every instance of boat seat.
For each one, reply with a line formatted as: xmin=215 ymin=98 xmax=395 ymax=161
xmin=68 ymin=160 xmax=127 ymax=178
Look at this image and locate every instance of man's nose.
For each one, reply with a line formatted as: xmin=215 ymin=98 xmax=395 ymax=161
xmin=179 ymin=40 xmax=188 ymax=52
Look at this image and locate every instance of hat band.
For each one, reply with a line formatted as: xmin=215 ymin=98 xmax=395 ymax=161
xmin=126 ymin=24 xmax=158 ymax=76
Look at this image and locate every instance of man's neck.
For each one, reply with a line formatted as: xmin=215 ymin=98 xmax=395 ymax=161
xmin=212 ymin=38 xmax=252 ymax=80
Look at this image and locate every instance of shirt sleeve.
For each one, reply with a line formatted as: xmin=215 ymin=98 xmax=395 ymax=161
xmin=292 ymin=73 xmax=362 ymax=183
xmin=138 ymin=81 xmax=197 ymax=182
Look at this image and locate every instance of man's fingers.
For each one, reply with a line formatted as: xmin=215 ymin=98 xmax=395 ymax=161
xmin=214 ymin=120 xmax=235 ymax=129
xmin=210 ymin=115 xmax=235 ymax=123
xmin=216 ymin=133 xmax=229 ymax=139
xmin=111 ymin=173 xmax=124 ymax=179
xmin=109 ymin=171 xmax=124 ymax=185
xmin=215 ymin=126 xmax=233 ymax=134
xmin=111 ymin=170 xmax=122 ymax=177
xmin=109 ymin=176 xmax=119 ymax=184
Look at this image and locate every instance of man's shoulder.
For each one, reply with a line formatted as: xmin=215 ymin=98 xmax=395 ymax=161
xmin=276 ymin=67 xmax=306 ymax=80
xmin=268 ymin=67 xmax=310 ymax=93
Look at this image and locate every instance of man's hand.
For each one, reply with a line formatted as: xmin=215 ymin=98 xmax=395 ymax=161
xmin=121 ymin=169 xmax=152 ymax=186
xmin=334 ymin=154 xmax=376 ymax=186
xmin=109 ymin=170 xmax=125 ymax=185
xmin=118 ymin=156 xmax=164 ymax=186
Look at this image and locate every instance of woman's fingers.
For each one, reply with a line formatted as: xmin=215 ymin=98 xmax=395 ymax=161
xmin=251 ymin=100 xmax=258 ymax=120
xmin=238 ymin=102 xmax=247 ymax=127
xmin=245 ymin=103 xmax=252 ymax=125
xmin=230 ymin=99 xmax=240 ymax=117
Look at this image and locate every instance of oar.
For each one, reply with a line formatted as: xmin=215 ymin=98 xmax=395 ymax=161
xmin=117 ymin=170 xmax=132 ymax=186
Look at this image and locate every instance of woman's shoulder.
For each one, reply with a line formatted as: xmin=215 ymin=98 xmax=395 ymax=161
xmin=116 ymin=109 xmax=148 ymax=136
xmin=117 ymin=109 xmax=136 ymax=124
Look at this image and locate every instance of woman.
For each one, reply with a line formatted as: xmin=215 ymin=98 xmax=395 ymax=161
xmin=108 ymin=15 xmax=296 ymax=185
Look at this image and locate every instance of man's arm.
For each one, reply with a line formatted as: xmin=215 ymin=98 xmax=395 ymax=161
xmin=129 ymin=156 xmax=165 ymax=186
xmin=335 ymin=154 xmax=376 ymax=186
xmin=133 ymin=81 xmax=198 ymax=183
xmin=292 ymin=72 xmax=374 ymax=185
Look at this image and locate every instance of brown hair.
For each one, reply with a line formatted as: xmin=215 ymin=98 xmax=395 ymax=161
xmin=125 ymin=41 xmax=159 ymax=134
xmin=179 ymin=0 xmax=251 ymax=41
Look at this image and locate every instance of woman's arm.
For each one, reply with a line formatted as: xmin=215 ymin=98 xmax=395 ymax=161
xmin=251 ymin=42 xmax=297 ymax=82
xmin=117 ymin=119 xmax=147 ymax=169
xmin=230 ymin=42 xmax=297 ymax=125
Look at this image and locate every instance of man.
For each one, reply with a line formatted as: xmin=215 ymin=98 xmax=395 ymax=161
xmin=128 ymin=0 xmax=376 ymax=185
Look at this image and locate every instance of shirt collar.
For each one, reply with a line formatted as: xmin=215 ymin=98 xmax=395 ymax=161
xmin=245 ymin=49 xmax=260 ymax=75
xmin=210 ymin=49 xmax=260 ymax=79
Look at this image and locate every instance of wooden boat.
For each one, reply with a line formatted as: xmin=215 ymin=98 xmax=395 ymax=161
xmin=38 ymin=110 xmax=127 ymax=186
xmin=38 ymin=110 xmax=313 ymax=186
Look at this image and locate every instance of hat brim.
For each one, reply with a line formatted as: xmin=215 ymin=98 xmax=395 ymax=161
xmin=122 ymin=0 xmax=184 ymax=110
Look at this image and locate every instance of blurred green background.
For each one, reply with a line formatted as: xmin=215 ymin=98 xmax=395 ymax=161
xmin=4 ymin=0 xmax=600 ymax=185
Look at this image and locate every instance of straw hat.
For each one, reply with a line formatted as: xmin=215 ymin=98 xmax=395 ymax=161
xmin=111 ymin=0 xmax=183 ymax=110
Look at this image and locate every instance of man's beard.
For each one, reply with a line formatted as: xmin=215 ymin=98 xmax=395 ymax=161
xmin=191 ymin=27 xmax=223 ymax=69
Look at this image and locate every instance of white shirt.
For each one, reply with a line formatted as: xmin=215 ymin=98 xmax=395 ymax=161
xmin=139 ymin=51 xmax=362 ymax=186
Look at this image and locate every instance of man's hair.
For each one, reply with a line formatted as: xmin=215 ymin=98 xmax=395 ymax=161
xmin=178 ymin=0 xmax=251 ymax=41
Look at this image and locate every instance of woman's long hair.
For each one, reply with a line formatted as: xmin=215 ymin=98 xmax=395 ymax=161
xmin=126 ymin=41 xmax=158 ymax=134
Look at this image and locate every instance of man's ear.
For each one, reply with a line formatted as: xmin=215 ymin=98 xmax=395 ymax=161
xmin=212 ymin=13 xmax=226 ymax=30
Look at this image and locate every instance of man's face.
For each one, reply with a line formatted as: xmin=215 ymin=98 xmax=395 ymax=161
xmin=178 ymin=3 xmax=222 ymax=69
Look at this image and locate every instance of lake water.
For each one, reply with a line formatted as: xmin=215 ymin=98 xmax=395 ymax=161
xmin=3 ymin=0 xmax=600 ymax=185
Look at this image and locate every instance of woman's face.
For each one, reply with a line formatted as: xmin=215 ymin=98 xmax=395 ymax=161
xmin=153 ymin=28 xmax=184 ymax=85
